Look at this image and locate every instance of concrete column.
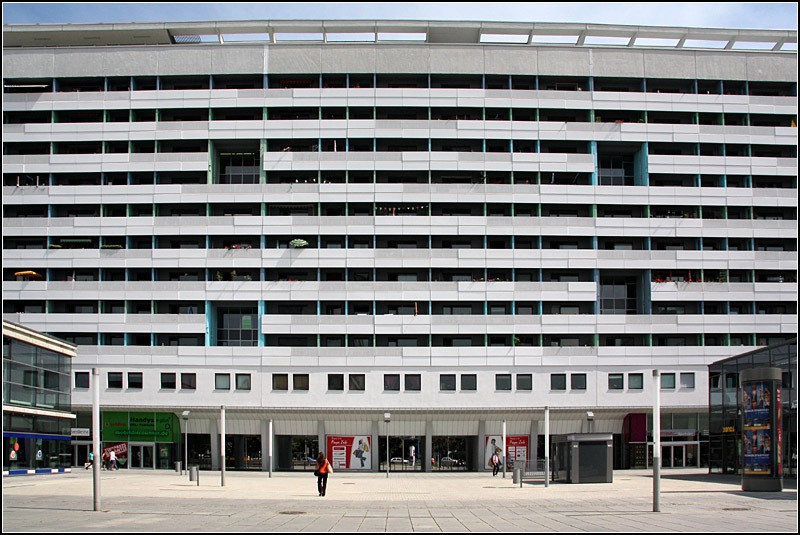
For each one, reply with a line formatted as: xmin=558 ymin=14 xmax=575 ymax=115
xmin=260 ymin=420 xmax=268 ymax=472
xmin=371 ymin=419 xmax=380 ymax=472
xmin=424 ymin=421 xmax=433 ymax=472
xmin=477 ymin=420 xmax=486 ymax=471
xmin=210 ymin=417 xmax=219 ymax=471
xmin=530 ymin=419 xmax=539 ymax=465
xmin=317 ymin=419 xmax=326 ymax=461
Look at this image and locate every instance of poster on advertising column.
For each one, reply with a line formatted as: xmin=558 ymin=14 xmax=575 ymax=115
xmin=742 ymin=382 xmax=775 ymax=475
xmin=484 ymin=436 xmax=529 ymax=470
xmin=327 ymin=436 xmax=371 ymax=470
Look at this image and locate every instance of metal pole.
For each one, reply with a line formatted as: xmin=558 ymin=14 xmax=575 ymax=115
xmin=220 ymin=405 xmax=226 ymax=487
xmin=268 ymin=419 xmax=273 ymax=478
xmin=653 ymin=370 xmax=661 ymax=512
xmin=184 ymin=421 xmax=188 ymax=475
xmin=386 ymin=420 xmax=390 ymax=478
xmin=544 ymin=406 xmax=550 ymax=488
xmin=502 ymin=419 xmax=507 ymax=478
xmin=92 ymin=368 xmax=101 ymax=511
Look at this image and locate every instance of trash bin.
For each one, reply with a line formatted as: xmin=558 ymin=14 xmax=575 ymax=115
xmin=175 ymin=461 xmax=181 ymax=473
xmin=513 ymin=468 xmax=522 ymax=485
xmin=189 ymin=466 xmax=197 ymax=482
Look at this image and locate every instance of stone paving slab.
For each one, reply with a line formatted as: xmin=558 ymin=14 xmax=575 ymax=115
xmin=2 ymin=468 xmax=796 ymax=532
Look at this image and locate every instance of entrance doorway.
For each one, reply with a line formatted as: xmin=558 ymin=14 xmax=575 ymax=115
xmin=432 ymin=436 xmax=477 ymax=471
xmin=129 ymin=443 xmax=155 ymax=469
xmin=377 ymin=436 xmax=423 ymax=471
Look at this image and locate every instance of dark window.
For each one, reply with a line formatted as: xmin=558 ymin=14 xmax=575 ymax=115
xmin=404 ymin=374 xmax=421 ymax=391
xmin=516 ymin=374 xmax=532 ymax=391
xmin=215 ymin=373 xmax=230 ymax=390
xmin=608 ymin=373 xmax=624 ymax=390
xmin=293 ymin=374 xmax=309 ymax=391
xmin=629 ymin=373 xmax=643 ymax=389
xmin=328 ymin=374 xmax=344 ymax=391
xmin=571 ymin=374 xmax=587 ymax=390
xmin=161 ymin=372 xmax=176 ymax=389
xmin=661 ymin=373 xmax=676 ymax=389
xmin=384 ymin=374 xmax=400 ymax=391
xmin=181 ymin=373 xmax=196 ymax=390
xmin=440 ymin=374 xmax=456 ymax=391
xmin=272 ymin=373 xmax=288 ymax=391
xmin=551 ymin=374 xmax=567 ymax=391
xmin=349 ymin=374 xmax=365 ymax=391
xmin=107 ymin=372 xmax=123 ymax=389
xmin=128 ymin=372 xmax=143 ymax=389
xmin=236 ymin=373 xmax=251 ymax=391
xmin=75 ymin=372 xmax=89 ymax=389
xmin=680 ymin=372 xmax=695 ymax=389
xmin=495 ymin=374 xmax=512 ymax=391
xmin=461 ymin=374 xmax=477 ymax=391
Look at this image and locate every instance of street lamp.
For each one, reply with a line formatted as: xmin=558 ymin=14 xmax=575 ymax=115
xmin=384 ymin=412 xmax=391 ymax=478
xmin=182 ymin=410 xmax=190 ymax=474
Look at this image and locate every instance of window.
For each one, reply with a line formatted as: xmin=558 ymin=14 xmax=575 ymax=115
xmin=461 ymin=374 xmax=477 ymax=391
xmin=608 ymin=373 xmax=624 ymax=390
xmin=215 ymin=373 xmax=230 ymax=390
xmin=293 ymin=374 xmax=309 ymax=391
xmin=405 ymin=374 xmax=421 ymax=391
xmin=108 ymin=372 xmax=123 ymax=389
xmin=181 ymin=373 xmax=196 ymax=390
xmin=629 ymin=373 xmax=643 ymax=389
xmin=551 ymin=374 xmax=567 ymax=391
xmin=328 ymin=374 xmax=344 ymax=391
xmin=75 ymin=372 xmax=89 ymax=389
xmin=128 ymin=372 xmax=143 ymax=389
xmin=571 ymin=373 xmax=587 ymax=390
xmin=349 ymin=374 xmax=365 ymax=391
xmin=272 ymin=373 xmax=288 ymax=391
xmin=496 ymin=374 xmax=512 ymax=391
xmin=384 ymin=374 xmax=400 ymax=391
xmin=236 ymin=374 xmax=251 ymax=391
xmin=661 ymin=373 xmax=676 ymax=389
xmin=161 ymin=373 xmax=176 ymax=389
xmin=440 ymin=374 xmax=456 ymax=391
xmin=516 ymin=374 xmax=532 ymax=391
xmin=680 ymin=372 xmax=695 ymax=389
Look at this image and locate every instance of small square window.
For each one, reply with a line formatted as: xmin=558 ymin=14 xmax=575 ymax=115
xmin=181 ymin=373 xmax=196 ymax=390
xmin=215 ymin=373 xmax=230 ymax=390
xmin=440 ymin=374 xmax=456 ymax=391
xmin=661 ymin=373 xmax=676 ymax=389
xmin=680 ymin=372 xmax=695 ymax=389
xmin=75 ymin=372 xmax=90 ymax=389
xmin=384 ymin=374 xmax=400 ymax=391
xmin=551 ymin=374 xmax=566 ymax=391
xmin=461 ymin=374 xmax=477 ymax=391
xmin=608 ymin=373 xmax=624 ymax=390
xmin=629 ymin=373 xmax=643 ymax=389
xmin=571 ymin=373 xmax=587 ymax=390
xmin=108 ymin=372 xmax=123 ymax=389
xmin=236 ymin=373 xmax=251 ymax=391
xmin=404 ymin=374 xmax=421 ymax=391
xmin=328 ymin=374 xmax=344 ymax=391
xmin=273 ymin=373 xmax=288 ymax=391
xmin=495 ymin=374 xmax=512 ymax=391
xmin=128 ymin=372 xmax=143 ymax=389
xmin=161 ymin=372 xmax=176 ymax=389
xmin=516 ymin=374 xmax=532 ymax=391
xmin=293 ymin=374 xmax=309 ymax=391
xmin=349 ymin=374 xmax=365 ymax=391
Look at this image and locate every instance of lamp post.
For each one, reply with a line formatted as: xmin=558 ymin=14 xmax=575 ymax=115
xmin=182 ymin=410 xmax=190 ymax=475
xmin=653 ymin=370 xmax=661 ymax=512
xmin=384 ymin=412 xmax=391 ymax=478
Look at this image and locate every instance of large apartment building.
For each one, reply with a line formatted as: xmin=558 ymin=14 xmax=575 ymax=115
xmin=2 ymin=20 xmax=797 ymax=472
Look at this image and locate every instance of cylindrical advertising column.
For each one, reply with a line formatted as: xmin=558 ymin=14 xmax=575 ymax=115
xmin=741 ymin=368 xmax=782 ymax=492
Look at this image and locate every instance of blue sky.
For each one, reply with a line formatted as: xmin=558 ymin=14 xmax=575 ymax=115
xmin=2 ymin=2 xmax=797 ymax=29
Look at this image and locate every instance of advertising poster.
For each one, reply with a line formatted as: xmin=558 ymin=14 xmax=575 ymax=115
xmin=742 ymin=382 xmax=772 ymax=475
xmin=484 ymin=436 xmax=529 ymax=470
xmin=326 ymin=436 xmax=371 ymax=470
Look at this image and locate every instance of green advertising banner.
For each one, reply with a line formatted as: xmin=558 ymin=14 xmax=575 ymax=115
xmin=102 ymin=412 xmax=180 ymax=443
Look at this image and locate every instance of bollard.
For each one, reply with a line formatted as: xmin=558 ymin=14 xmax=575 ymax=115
xmin=189 ymin=465 xmax=196 ymax=482
xmin=513 ymin=468 xmax=522 ymax=486
xmin=175 ymin=461 xmax=182 ymax=474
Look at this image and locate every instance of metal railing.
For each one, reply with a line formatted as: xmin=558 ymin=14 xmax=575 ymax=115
xmin=516 ymin=458 xmax=552 ymax=480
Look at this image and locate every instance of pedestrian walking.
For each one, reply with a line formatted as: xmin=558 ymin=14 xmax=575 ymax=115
xmin=85 ymin=451 xmax=93 ymax=470
xmin=109 ymin=449 xmax=118 ymax=470
xmin=492 ymin=452 xmax=500 ymax=476
xmin=102 ymin=451 xmax=110 ymax=470
xmin=315 ymin=452 xmax=333 ymax=496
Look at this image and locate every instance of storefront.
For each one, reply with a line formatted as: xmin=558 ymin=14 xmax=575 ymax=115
xmin=101 ymin=411 xmax=180 ymax=469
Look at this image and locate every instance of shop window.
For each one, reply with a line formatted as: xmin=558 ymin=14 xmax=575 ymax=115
xmin=128 ymin=372 xmax=143 ymax=389
xmin=74 ymin=372 xmax=89 ymax=389
xmin=405 ymin=374 xmax=421 ymax=391
xmin=328 ymin=374 xmax=344 ymax=391
xmin=608 ymin=373 xmax=624 ymax=390
xmin=495 ymin=374 xmax=512 ymax=391
xmin=161 ymin=373 xmax=176 ymax=389
xmin=680 ymin=373 xmax=695 ymax=389
xmin=629 ymin=373 xmax=643 ymax=389
xmin=181 ymin=373 xmax=196 ymax=390
xmin=384 ymin=374 xmax=400 ymax=391
xmin=293 ymin=374 xmax=309 ymax=391
xmin=461 ymin=374 xmax=477 ymax=391
xmin=349 ymin=374 xmax=365 ymax=391
xmin=272 ymin=374 xmax=288 ymax=391
xmin=215 ymin=373 xmax=230 ymax=390
xmin=661 ymin=373 xmax=676 ymax=389
xmin=571 ymin=373 xmax=587 ymax=390
xmin=551 ymin=374 xmax=567 ymax=391
xmin=516 ymin=374 xmax=532 ymax=391
xmin=107 ymin=372 xmax=123 ymax=389
xmin=440 ymin=374 xmax=456 ymax=391
xmin=236 ymin=374 xmax=251 ymax=391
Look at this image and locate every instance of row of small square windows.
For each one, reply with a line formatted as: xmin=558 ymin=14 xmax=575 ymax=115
xmin=74 ymin=371 xmax=694 ymax=391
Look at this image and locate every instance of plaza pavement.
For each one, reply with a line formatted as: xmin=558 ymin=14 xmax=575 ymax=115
xmin=2 ymin=467 xmax=797 ymax=532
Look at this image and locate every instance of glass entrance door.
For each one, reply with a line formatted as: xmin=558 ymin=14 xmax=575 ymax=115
xmin=129 ymin=443 xmax=155 ymax=469
xmin=672 ymin=445 xmax=684 ymax=468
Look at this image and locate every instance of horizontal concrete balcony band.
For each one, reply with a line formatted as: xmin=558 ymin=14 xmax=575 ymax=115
xmin=2 ymin=152 xmax=209 ymax=174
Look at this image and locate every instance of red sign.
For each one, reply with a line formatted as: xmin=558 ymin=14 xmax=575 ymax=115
xmin=103 ymin=442 xmax=128 ymax=456
xmin=326 ymin=436 xmax=371 ymax=470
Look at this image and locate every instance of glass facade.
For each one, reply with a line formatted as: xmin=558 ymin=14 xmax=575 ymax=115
xmin=709 ymin=339 xmax=797 ymax=477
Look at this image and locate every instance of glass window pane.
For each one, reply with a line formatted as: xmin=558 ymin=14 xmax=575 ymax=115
xmin=629 ymin=373 xmax=643 ymax=389
xmin=608 ymin=373 xmax=624 ymax=390
xmin=215 ymin=373 xmax=230 ymax=390
xmin=349 ymin=374 xmax=365 ymax=391
xmin=571 ymin=373 xmax=587 ymax=390
xmin=516 ymin=374 xmax=532 ymax=391
xmin=404 ymin=374 xmax=421 ymax=391
xmin=461 ymin=374 xmax=477 ymax=390
xmin=108 ymin=372 xmax=123 ymax=389
xmin=181 ymin=373 xmax=196 ymax=390
xmin=272 ymin=373 xmax=288 ymax=390
xmin=661 ymin=373 xmax=676 ymax=389
xmin=551 ymin=374 xmax=566 ymax=390
xmin=495 ymin=374 xmax=512 ymax=390
xmin=293 ymin=374 xmax=309 ymax=390
xmin=328 ymin=374 xmax=344 ymax=390
xmin=440 ymin=374 xmax=456 ymax=391
xmin=161 ymin=373 xmax=176 ymax=389
xmin=74 ymin=372 xmax=90 ymax=389
xmin=384 ymin=374 xmax=400 ymax=391
xmin=236 ymin=374 xmax=251 ymax=390
xmin=128 ymin=372 xmax=143 ymax=389
xmin=680 ymin=372 xmax=695 ymax=389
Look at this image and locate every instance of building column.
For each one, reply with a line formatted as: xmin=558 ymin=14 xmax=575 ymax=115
xmin=530 ymin=419 xmax=539 ymax=463
xmin=260 ymin=420 xmax=269 ymax=472
xmin=210 ymin=417 xmax=219 ymax=471
xmin=424 ymin=421 xmax=433 ymax=472
xmin=478 ymin=419 xmax=487 ymax=471
xmin=318 ymin=419 xmax=326 ymax=462
xmin=371 ymin=419 xmax=380 ymax=472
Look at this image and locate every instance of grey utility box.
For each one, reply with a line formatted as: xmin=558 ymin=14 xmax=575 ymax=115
xmin=552 ymin=433 xmax=613 ymax=484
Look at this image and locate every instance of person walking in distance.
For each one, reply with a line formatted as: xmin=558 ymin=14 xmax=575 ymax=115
xmin=492 ymin=451 xmax=500 ymax=476
xmin=109 ymin=449 xmax=118 ymax=470
xmin=315 ymin=452 xmax=333 ymax=496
